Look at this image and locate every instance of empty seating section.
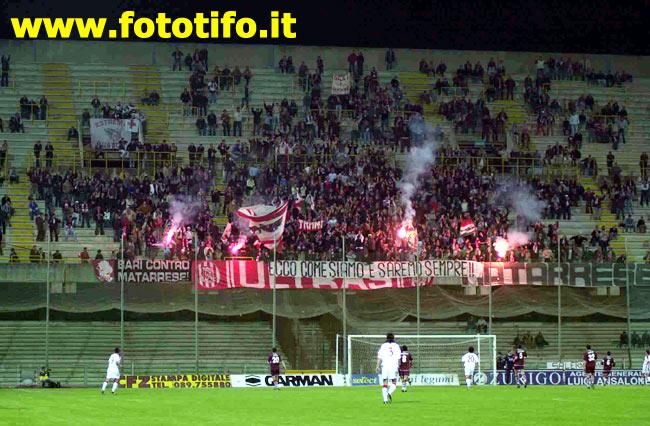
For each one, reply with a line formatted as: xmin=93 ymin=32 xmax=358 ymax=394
xmin=0 ymin=321 xmax=275 ymax=386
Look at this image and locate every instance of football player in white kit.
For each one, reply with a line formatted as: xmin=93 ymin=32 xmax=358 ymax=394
xmin=461 ymin=346 xmax=479 ymax=389
xmin=643 ymin=349 xmax=650 ymax=385
xmin=101 ymin=347 xmax=122 ymax=395
xmin=375 ymin=333 xmax=401 ymax=404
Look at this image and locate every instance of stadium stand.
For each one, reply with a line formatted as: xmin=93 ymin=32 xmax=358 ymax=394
xmin=0 ymin=41 xmax=649 ymax=385
xmin=0 ymin=320 xmax=275 ymax=386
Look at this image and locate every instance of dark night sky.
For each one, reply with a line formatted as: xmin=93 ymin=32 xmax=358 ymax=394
xmin=0 ymin=0 xmax=648 ymax=54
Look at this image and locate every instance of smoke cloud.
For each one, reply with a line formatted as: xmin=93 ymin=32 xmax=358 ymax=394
xmin=491 ymin=177 xmax=546 ymax=224
xmin=168 ymin=196 xmax=203 ymax=227
xmin=398 ymin=114 xmax=438 ymax=220
xmin=491 ymin=178 xmax=546 ymax=255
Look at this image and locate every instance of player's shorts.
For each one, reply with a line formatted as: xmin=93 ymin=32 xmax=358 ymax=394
xmin=399 ymin=369 xmax=410 ymax=377
xmin=106 ymin=367 xmax=120 ymax=380
xmin=585 ymin=363 xmax=596 ymax=374
xmin=464 ymin=366 xmax=475 ymax=377
xmin=270 ymin=366 xmax=280 ymax=376
xmin=602 ymin=368 xmax=612 ymax=376
xmin=642 ymin=364 xmax=650 ymax=375
xmin=514 ymin=365 xmax=525 ymax=370
xmin=380 ymin=366 xmax=398 ymax=381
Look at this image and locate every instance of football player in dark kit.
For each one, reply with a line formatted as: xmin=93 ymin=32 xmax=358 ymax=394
xmin=399 ymin=345 xmax=413 ymax=392
xmin=583 ymin=345 xmax=597 ymax=389
xmin=514 ymin=344 xmax=527 ymax=388
xmin=601 ymin=351 xmax=615 ymax=385
xmin=268 ymin=347 xmax=287 ymax=390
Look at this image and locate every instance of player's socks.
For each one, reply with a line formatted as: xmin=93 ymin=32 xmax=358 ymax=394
xmin=382 ymin=385 xmax=388 ymax=403
xmin=112 ymin=382 xmax=118 ymax=393
xmin=388 ymin=383 xmax=396 ymax=395
xmin=465 ymin=378 xmax=471 ymax=388
xmin=101 ymin=381 xmax=108 ymax=392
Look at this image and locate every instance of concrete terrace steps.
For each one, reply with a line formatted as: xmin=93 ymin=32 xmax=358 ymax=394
xmin=3 ymin=180 xmax=33 ymax=258
xmin=129 ymin=65 xmax=169 ymax=144
xmin=0 ymin=321 xmax=282 ymax=385
xmin=41 ymin=64 xmax=78 ymax=168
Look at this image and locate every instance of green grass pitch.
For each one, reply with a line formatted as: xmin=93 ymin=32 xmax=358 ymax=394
xmin=0 ymin=386 xmax=647 ymax=426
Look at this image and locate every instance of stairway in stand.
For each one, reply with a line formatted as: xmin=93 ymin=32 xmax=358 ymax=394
xmin=41 ymin=63 xmax=78 ymax=168
xmin=4 ymin=180 xmax=34 ymax=259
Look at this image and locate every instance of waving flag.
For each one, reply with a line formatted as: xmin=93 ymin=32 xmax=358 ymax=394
xmin=460 ymin=218 xmax=477 ymax=236
xmin=236 ymin=202 xmax=288 ymax=249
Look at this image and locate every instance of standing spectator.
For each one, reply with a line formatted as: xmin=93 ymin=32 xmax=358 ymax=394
xmin=505 ymin=75 xmax=515 ymax=100
xmin=241 ymin=83 xmax=250 ymax=110
xmin=1 ymin=54 xmax=9 ymax=87
xmin=48 ymin=213 xmax=60 ymax=242
xmin=45 ymin=141 xmax=54 ymax=168
xmin=356 ymin=51 xmax=365 ymax=76
xmin=94 ymin=207 xmax=104 ymax=236
xmin=640 ymin=178 xmax=650 ymax=207
xmin=347 ymin=51 xmax=357 ymax=74
xmin=180 ymin=88 xmax=191 ymax=115
xmin=616 ymin=115 xmax=628 ymax=144
xmin=188 ymin=143 xmax=196 ymax=165
xmin=221 ymin=109 xmax=231 ymax=136
xmin=207 ymin=111 xmax=218 ymax=136
xmin=196 ymin=116 xmax=207 ymax=136
xmin=534 ymin=332 xmax=548 ymax=349
xmin=91 ymin=96 xmax=101 ymax=117
xmin=233 ymin=107 xmax=242 ymax=137
xmin=33 ymin=141 xmax=42 ymax=168
xmin=208 ymin=78 xmax=218 ymax=104
xmin=172 ymin=47 xmax=183 ymax=71
xmin=606 ymin=151 xmax=615 ymax=175
xmin=39 ymin=96 xmax=48 ymax=120
xmin=569 ymin=112 xmax=579 ymax=136
xmin=251 ymin=107 xmax=262 ymax=136
xmin=35 ymin=212 xmax=45 ymax=241
xmin=385 ymin=48 xmax=395 ymax=70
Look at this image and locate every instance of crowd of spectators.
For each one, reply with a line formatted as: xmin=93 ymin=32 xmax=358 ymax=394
xmin=436 ymin=97 xmax=508 ymax=145
xmin=26 ymin=163 xmax=221 ymax=261
xmin=4 ymin=51 xmax=647 ymax=267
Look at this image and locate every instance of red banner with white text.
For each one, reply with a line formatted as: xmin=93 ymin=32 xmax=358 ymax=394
xmin=193 ymin=260 xmax=428 ymax=290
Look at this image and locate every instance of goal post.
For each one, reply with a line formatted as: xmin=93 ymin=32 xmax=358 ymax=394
xmin=347 ymin=334 xmax=497 ymax=386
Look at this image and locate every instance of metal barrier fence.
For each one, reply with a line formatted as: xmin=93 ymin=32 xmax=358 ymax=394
xmin=0 ymin=259 xmax=649 ymax=386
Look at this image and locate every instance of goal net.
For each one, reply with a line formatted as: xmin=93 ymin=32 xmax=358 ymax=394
xmin=347 ymin=334 xmax=496 ymax=385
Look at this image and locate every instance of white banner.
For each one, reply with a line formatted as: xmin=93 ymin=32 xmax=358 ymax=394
xmin=231 ymin=374 xmax=345 ymax=388
xmin=90 ymin=118 xmax=141 ymax=150
xmin=546 ymin=361 xmax=594 ymax=370
xmin=409 ymin=373 xmax=459 ymax=386
xmin=331 ymin=73 xmax=351 ymax=95
xmin=298 ymin=220 xmax=323 ymax=232
xmin=269 ymin=260 xmax=482 ymax=279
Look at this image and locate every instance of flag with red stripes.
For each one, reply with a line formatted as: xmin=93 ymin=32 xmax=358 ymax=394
xmin=236 ymin=202 xmax=288 ymax=249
